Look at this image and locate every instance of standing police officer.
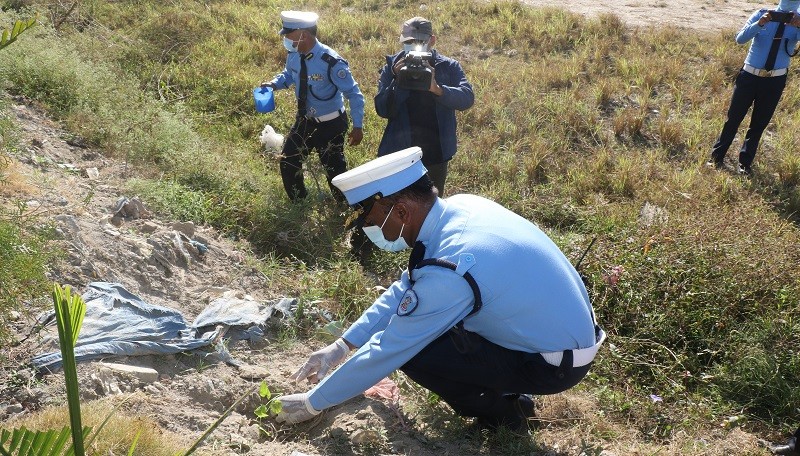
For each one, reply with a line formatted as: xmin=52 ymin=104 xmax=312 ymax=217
xmin=707 ymin=0 xmax=800 ymax=175
xmin=275 ymin=147 xmax=605 ymax=433
xmin=262 ymin=11 xmax=365 ymax=201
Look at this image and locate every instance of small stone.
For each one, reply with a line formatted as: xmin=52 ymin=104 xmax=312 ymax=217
xmin=84 ymin=167 xmax=100 ymax=179
xmin=237 ymin=365 xmax=270 ymax=380
xmin=140 ymin=221 xmax=158 ymax=234
xmin=171 ymin=221 xmax=195 ymax=238
xmin=3 ymin=404 xmax=24 ymax=416
xmin=108 ymin=216 xmax=124 ymax=228
xmin=351 ymin=429 xmax=382 ymax=445
xmin=99 ymin=362 xmax=159 ymax=384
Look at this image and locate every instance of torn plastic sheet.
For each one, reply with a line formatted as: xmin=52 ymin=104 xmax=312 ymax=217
xmin=31 ymin=282 xmax=297 ymax=372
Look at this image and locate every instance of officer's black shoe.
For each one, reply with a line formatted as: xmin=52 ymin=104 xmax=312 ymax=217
xmin=738 ymin=163 xmax=753 ymax=176
xmin=705 ymin=159 xmax=724 ymax=170
xmin=770 ymin=427 xmax=799 ymax=455
xmin=469 ymin=394 xmax=537 ymax=436
xmin=770 ymin=435 xmax=798 ymax=455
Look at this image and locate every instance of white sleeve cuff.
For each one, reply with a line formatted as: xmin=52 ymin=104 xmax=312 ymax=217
xmin=303 ymin=393 xmax=322 ymax=415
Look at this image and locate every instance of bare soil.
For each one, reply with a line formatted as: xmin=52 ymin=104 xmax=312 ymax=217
xmin=520 ymin=0 xmax=759 ymax=32
xmin=0 ymin=1 xmax=784 ymax=454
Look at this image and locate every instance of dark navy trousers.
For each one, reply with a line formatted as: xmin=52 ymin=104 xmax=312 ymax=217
xmin=400 ymin=329 xmax=591 ymax=423
xmin=711 ymin=70 xmax=787 ymax=168
xmin=279 ymin=113 xmax=349 ymax=202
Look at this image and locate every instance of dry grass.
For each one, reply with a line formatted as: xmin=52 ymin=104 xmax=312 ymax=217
xmin=0 ymin=397 xmax=190 ymax=455
xmin=0 ymin=157 xmax=38 ymax=200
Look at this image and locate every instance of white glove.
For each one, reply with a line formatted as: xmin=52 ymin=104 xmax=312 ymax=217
xmin=275 ymin=392 xmax=321 ymax=424
xmin=292 ymin=338 xmax=350 ymax=384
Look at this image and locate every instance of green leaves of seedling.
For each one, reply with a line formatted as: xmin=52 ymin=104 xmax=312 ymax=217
xmin=254 ymin=381 xmax=282 ymax=419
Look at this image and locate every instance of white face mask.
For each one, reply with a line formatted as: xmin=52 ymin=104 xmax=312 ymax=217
xmin=362 ymin=205 xmax=410 ymax=252
xmin=283 ymin=34 xmax=300 ymax=53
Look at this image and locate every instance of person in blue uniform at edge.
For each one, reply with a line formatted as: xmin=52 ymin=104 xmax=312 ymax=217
xmin=706 ymin=0 xmax=800 ymax=176
xmin=374 ymin=17 xmax=474 ymax=197
xmin=275 ymin=147 xmax=606 ymax=433
xmin=261 ymin=11 xmax=365 ymax=202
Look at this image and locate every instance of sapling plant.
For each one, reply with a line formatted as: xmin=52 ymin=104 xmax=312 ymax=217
xmin=253 ymin=381 xmax=282 ymax=438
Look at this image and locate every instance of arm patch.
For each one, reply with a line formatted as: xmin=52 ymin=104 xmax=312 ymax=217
xmin=397 ymin=289 xmax=419 ymax=316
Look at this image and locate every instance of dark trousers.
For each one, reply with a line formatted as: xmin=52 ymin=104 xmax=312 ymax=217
xmin=280 ymin=113 xmax=349 ymax=202
xmin=400 ymin=330 xmax=591 ymax=423
xmin=711 ymin=70 xmax=787 ymax=168
xmin=425 ymin=161 xmax=449 ymax=197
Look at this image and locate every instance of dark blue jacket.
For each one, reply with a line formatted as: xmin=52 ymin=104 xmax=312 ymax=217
xmin=374 ymin=50 xmax=474 ymax=162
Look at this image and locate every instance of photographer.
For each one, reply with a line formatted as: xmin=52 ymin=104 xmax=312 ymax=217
xmin=374 ymin=17 xmax=474 ymax=196
xmin=706 ymin=0 xmax=800 ymax=175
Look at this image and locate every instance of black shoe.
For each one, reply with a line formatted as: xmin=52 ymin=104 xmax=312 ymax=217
xmin=705 ymin=159 xmax=724 ymax=170
xmin=470 ymin=394 xmax=537 ymax=436
xmin=737 ymin=163 xmax=753 ymax=176
xmin=512 ymin=394 xmax=538 ymax=432
xmin=770 ymin=435 xmax=798 ymax=455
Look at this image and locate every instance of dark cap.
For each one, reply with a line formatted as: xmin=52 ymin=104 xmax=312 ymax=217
xmin=399 ymin=17 xmax=433 ymax=43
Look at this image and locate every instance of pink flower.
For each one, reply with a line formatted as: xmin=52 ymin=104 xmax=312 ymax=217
xmin=604 ymin=265 xmax=625 ymax=287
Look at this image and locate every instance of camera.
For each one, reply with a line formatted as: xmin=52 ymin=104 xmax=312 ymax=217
xmin=769 ymin=10 xmax=795 ymax=23
xmin=397 ymin=51 xmax=433 ymax=91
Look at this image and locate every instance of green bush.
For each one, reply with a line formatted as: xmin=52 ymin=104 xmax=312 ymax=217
xmin=0 ymin=215 xmax=53 ymax=346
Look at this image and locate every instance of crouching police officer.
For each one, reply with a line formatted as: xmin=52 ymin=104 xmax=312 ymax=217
xmin=275 ymin=147 xmax=605 ymax=432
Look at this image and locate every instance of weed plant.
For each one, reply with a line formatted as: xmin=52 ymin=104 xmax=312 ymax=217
xmin=1 ymin=0 xmax=800 ymax=447
xmin=0 ymin=102 xmax=54 ymax=347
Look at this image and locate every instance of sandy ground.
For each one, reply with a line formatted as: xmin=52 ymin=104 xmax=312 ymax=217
xmin=522 ymin=0 xmax=763 ymax=31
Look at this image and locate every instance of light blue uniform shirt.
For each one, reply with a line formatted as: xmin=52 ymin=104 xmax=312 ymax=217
xmin=269 ymin=40 xmax=365 ymax=128
xmin=308 ymin=195 xmax=597 ymax=411
xmin=738 ymin=9 xmax=800 ymax=70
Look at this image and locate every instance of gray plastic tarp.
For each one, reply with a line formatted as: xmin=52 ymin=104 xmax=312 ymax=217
xmin=32 ymin=282 xmax=295 ymax=372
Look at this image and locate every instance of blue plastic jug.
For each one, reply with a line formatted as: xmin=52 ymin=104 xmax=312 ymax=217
xmin=253 ymin=87 xmax=275 ymax=113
